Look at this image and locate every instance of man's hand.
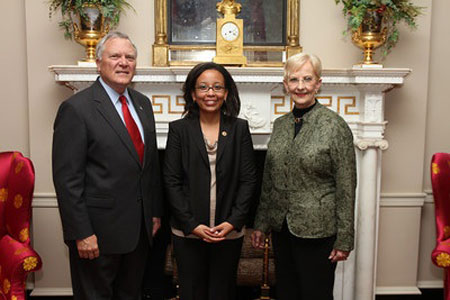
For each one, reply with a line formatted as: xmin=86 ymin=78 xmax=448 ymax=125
xmin=251 ymin=230 xmax=265 ymax=249
xmin=192 ymin=224 xmax=225 ymax=243
xmin=328 ymin=249 xmax=351 ymax=263
xmin=76 ymin=234 xmax=99 ymax=260
xmin=152 ymin=217 xmax=161 ymax=236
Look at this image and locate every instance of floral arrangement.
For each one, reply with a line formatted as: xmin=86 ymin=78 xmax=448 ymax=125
xmin=335 ymin=0 xmax=424 ymax=55
xmin=48 ymin=0 xmax=133 ymax=39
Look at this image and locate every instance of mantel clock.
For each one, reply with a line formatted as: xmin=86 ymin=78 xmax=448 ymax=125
xmin=213 ymin=0 xmax=247 ymax=66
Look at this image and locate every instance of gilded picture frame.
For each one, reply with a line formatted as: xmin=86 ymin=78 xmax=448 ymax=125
xmin=152 ymin=0 xmax=302 ymax=67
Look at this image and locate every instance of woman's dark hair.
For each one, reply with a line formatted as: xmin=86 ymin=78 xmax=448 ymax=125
xmin=182 ymin=62 xmax=241 ymax=118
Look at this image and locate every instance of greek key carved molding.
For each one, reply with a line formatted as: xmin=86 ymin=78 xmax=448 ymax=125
xmin=271 ymin=95 xmax=360 ymax=116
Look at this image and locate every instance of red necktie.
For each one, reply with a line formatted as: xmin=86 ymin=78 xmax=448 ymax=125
xmin=119 ymin=95 xmax=144 ymax=164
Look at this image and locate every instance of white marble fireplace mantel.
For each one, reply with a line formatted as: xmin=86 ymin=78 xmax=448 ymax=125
xmin=48 ymin=65 xmax=410 ymax=300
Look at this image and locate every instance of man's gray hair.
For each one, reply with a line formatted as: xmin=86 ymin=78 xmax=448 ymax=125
xmin=96 ymin=31 xmax=138 ymax=60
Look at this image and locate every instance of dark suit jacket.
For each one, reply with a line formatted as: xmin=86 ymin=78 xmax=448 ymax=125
xmin=163 ymin=115 xmax=257 ymax=236
xmin=52 ymin=78 xmax=163 ymax=254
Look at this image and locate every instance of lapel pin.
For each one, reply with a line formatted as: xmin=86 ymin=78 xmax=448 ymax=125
xmin=221 ymin=131 xmax=227 ymax=137
xmin=139 ymin=106 xmax=143 ymax=110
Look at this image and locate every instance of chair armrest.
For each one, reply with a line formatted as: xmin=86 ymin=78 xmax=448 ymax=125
xmin=432 ymin=240 xmax=450 ymax=268
xmin=0 ymin=235 xmax=42 ymax=299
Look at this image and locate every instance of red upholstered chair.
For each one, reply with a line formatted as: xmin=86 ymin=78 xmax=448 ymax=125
xmin=431 ymin=152 xmax=450 ymax=300
xmin=0 ymin=152 xmax=42 ymax=300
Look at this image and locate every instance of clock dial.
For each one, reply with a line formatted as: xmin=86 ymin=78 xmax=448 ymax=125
xmin=221 ymin=22 xmax=239 ymax=42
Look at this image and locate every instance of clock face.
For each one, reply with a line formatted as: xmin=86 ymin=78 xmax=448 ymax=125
xmin=221 ymin=22 xmax=239 ymax=42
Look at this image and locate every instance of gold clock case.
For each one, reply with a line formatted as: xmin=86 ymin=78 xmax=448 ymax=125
xmin=152 ymin=0 xmax=302 ymax=67
xmin=214 ymin=16 xmax=247 ymax=66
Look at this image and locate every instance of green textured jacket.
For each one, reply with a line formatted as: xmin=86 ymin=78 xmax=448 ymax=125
xmin=254 ymin=103 xmax=357 ymax=251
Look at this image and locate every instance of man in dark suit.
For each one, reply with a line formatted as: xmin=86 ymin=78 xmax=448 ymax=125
xmin=52 ymin=31 xmax=163 ymax=300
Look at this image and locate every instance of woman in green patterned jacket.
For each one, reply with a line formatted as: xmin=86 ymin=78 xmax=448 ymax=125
xmin=251 ymin=53 xmax=357 ymax=300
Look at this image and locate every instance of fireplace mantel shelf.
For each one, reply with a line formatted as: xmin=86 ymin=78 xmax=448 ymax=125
xmin=50 ymin=65 xmax=410 ymax=86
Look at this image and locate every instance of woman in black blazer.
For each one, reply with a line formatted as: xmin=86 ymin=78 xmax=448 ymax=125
xmin=163 ymin=62 xmax=257 ymax=300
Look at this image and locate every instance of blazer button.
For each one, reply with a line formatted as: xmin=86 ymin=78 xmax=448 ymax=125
xmin=137 ymin=198 xmax=142 ymax=203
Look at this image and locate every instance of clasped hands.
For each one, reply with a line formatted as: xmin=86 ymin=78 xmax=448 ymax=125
xmin=193 ymin=221 xmax=234 ymax=243
xmin=251 ymin=230 xmax=350 ymax=263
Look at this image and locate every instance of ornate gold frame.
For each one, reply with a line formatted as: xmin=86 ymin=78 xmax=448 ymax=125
xmin=152 ymin=0 xmax=302 ymax=67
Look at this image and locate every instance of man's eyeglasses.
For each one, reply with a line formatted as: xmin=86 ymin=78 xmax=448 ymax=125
xmin=195 ymin=84 xmax=226 ymax=93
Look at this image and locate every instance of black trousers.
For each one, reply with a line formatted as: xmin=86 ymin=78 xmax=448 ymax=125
xmin=142 ymin=217 xmax=171 ymax=300
xmin=272 ymin=222 xmax=337 ymax=300
xmin=68 ymin=222 xmax=149 ymax=300
xmin=172 ymin=235 xmax=243 ymax=300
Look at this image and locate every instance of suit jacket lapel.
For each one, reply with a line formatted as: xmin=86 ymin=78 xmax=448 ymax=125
xmin=189 ymin=117 xmax=209 ymax=167
xmin=92 ymin=80 xmax=141 ymax=166
xmin=217 ymin=115 xmax=230 ymax=164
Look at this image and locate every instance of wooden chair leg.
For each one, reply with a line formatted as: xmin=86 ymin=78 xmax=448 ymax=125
xmin=257 ymin=235 xmax=274 ymax=300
